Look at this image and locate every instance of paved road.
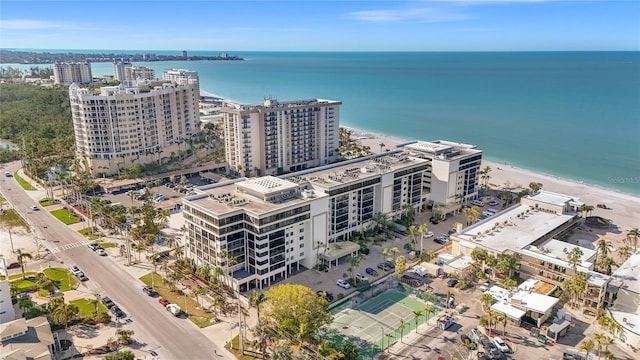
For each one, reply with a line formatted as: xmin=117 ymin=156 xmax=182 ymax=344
xmin=0 ymin=161 xmax=228 ymax=360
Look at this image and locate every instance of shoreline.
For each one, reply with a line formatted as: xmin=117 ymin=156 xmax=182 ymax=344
xmin=348 ymin=126 xmax=640 ymax=231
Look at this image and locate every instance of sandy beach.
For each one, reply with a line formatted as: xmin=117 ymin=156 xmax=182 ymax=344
xmin=350 ymin=127 xmax=640 ymax=233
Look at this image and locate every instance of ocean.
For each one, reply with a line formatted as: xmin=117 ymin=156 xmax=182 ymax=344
xmin=4 ymin=51 xmax=640 ymax=195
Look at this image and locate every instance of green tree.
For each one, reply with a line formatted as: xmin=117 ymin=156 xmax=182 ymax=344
xmin=116 ymin=329 xmax=135 ymax=345
xmin=395 ymin=255 xmax=406 ymax=278
xmin=424 ymin=304 xmax=435 ymax=325
xmin=480 ymin=293 xmax=494 ymax=310
xmin=413 ymin=310 xmax=423 ymax=334
xmin=250 ymin=290 xmax=267 ymax=324
xmin=52 ymin=303 xmax=79 ymax=328
xmin=105 ymin=350 xmax=135 ymax=360
xmin=502 ymin=278 xmax=517 ymax=290
xmin=528 ymin=182 xmax=543 ymax=194
xmin=418 ymin=223 xmax=428 ymax=255
xmin=16 ymin=250 xmax=33 ymax=280
xmin=626 ymin=228 xmax=640 ymax=251
xmin=398 ymin=318 xmax=406 ymax=343
xmin=578 ymin=339 xmax=595 ymax=359
xmin=262 ymin=284 xmax=332 ymax=345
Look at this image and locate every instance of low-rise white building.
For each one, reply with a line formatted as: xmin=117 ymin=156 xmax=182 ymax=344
xmin=607 ymin=250 xmax=640 ymax=348
xmin=485 ymin=279 xmax=560 ymax=327
xmin=0 ymin=257 xmax=16 ymax=324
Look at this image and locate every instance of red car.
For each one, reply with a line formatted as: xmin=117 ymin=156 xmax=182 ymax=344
xmin=158 ymin=298 xmax=170 ymax=307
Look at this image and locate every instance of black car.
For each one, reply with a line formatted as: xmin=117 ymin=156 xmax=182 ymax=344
xmin=447 ymin=279 xmax=459 ymax=287
xmin=111 ymin=305 xmax=126 ymax=318
xmin=384 ymin=261 xmax=396 ymax=269
xmin=377 ymin=263 xmax=392 ymax=271
xmin=316 ymin=290 xmax=334 ymax=302
xmin=101 ymin=297 xmax=115 ymax=309
xmin=460 ymin=334 xmax=477 ymax=350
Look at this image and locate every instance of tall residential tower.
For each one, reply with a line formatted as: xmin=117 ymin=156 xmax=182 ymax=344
xmin=221 ymin=98 xmax=341 ymax=177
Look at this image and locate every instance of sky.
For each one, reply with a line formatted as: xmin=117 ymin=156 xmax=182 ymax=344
xmin=0 ymin=0 xmax=639 ymax=51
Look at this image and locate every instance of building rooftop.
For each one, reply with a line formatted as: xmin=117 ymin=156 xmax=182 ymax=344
xmin=456 ymin=205 xmax=575 ymax=253
xmin=0 ymin=316 xmax=53 ymax=360
xmin=524 ymin=239 xmax=596 ymax=268
xmin=223 ymin=98 xmax=341 ymax=111
xmin=524 ymin=190 xmax=583 ymax=208
xmin=610 ymin=250 xmax=640 ymax=294
xmin=486 ymin=284 xmax=559 ymax=317
xmin=186 ymin=177 xmax=326 ymax=216
xmin=287 ymin=152 xmax=427 ymax=189
xmin=403 ymin=140 xmax=481 ymax=160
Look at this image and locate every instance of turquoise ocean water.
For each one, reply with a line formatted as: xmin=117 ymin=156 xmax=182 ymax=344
xmin=4 ymin=51 xmax=640 ymax=195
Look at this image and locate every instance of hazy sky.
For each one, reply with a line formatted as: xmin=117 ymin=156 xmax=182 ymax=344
xmin=1 ymin=0 xmax=638 ymax=51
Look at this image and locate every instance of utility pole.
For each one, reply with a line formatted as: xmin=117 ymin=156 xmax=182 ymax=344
xmin=238 ymin=293 xmax=244 ymax=354
xmin=8 ymin=228 xmax=15 ymax=254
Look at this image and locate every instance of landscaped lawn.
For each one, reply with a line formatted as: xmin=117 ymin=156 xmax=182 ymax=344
xmin=100 ymin=242 xmax=117 ymax=248
xmin=9 ymin=272 xmax=37 ymax=280
xmin=139 ymin=272 xmax=215 ymax=328
xmin=70 ymin=298 xmax=108 ymax=318
xmin=12 ymin=278 xmax=38 ymax=290
xmin=78 ymin=227 xmax=104 ymax=240
xmin=43 ymin=267 xmax=76 ymax=291
xmin=39 ymin=198 xmax=55 ymax=206
xmin=51 ymin=209 xmax=80 ymax=225
xmin=14 ymin=172 xmax=35 ymax=191
xmin=0 ymin=208 xmax=30 ymax=230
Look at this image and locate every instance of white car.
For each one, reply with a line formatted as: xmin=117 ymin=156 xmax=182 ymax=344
xmin=493 ymin=336 xmax=509 ymax=352
xmin=355 ymin=273 xmax=368 ymax=282
xmin=479 ymin=281 xmax=491 ymax=292
xmin=470 ymin=200 xmax=484 ymax=207
xmin=423 ymin=231 xmax=434 ymax=238
xmin=70 ymin=266 xmax=82 ymax=276
xmin=488 ymin=200 xmax=500 ymax=206
xmin=337 ymin=279 xmax=351 ymax=289
xmin=96 ymin=248 xmax=107 ymax=256
xmin=31 ymin=205 xmax=39 ymax=211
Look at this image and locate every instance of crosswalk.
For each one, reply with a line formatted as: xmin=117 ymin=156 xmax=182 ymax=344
xmin=48 ymin=239 xmax=92 ymax=254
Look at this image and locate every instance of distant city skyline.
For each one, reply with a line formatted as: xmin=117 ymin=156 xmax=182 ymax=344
xmin=1 ymin=0 xmax=638 ymax=51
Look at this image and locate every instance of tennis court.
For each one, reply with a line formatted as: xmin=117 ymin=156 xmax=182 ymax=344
xmin=326 ymin=290 xmax=440 ymax=355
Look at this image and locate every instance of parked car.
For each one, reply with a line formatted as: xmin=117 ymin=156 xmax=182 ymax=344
xmin=88 ymin=243 xmax=101 ymax=251
xmin=355 ymin=273 xmax=368 ymax=282
xmin=471 ymin=328 xmax=482 ymax=341
xmin=76 ymin=272 xmax=88 ymax=281
xmin=479 ymin=281 xmax=491 ymax=292
xmin=143 ymin=286 xmax=158 ymax=297
xmin=70 ymin=266 xmax=82 ymax=275
xmin=448 ymin=228 xmax=457 ymax=235
xmin=111 ymin=305 xmax=126 ymax=318
xmin=423 ymin=231 xmax=434 ymax=238
xmin=8 ymin=262 xmax=20 ymax=269
xmin=470 ymin=200 xmax=485 ymax=207
xmin=597 ymin=203 xmax=609 ymax=209
xmin=493 ymin=337 xmax=509 ymax=353
xmin=365 ymin=267 xmax=378 ymax=276
xmin=488 ymin=200 xmax=500 ymax=206
xmin=460 ymin=334 xmax=477 ymax=350
xmin=383 ymin=261 xmax=395 ymax=269
xmin=447 ymin=279 xmax=459 ymax=287
xmin=158 ymin=298 xmax=170 ymax=307
xmin=96 ymin=249 xmax=107 ymax=256
xmin=336 ymin=279 xmax=351 ymax=289
xmin=316 ymin=290 xmax=334 ymax=302
xmin=101 ymin=297 xmax=115 ymax=309
xmin=377 ymin=263 xmax=392 ymax=271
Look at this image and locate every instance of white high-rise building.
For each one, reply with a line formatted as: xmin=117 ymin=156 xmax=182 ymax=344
xmin=182 ymin=151 xmax=427 ymax=292
xmin=69 ymin=75 xmax=199 ymax=176
xmin=53 ymin=61 xmax=92 ymax=84
xmin=221 ymin=98 xmax=341 ymax=177
xmin=162 ymin=68 xmax=199 ymax=97
xmin=126 ymin=65 xmax=155 ymax=81
xmin=403 ymin=140 xmax=482 ymax=212
xmin=113 ymin=61 xmax=132 ymax=82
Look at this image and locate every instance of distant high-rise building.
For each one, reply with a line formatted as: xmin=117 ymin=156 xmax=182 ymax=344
xmin=53 ymin=61 xmax=92 ymax=84
xmin=221 ymin=98 xmax=341 ymax=177
xmin=69 ymin=72 xmax=200 ymax=176
xmin=126 ymin=65 xmax=155 ymax=81
xmin=113 ymin=61 xmax=132 ymax=82
xmin=182 ymin=50 xmax=188 ymax=59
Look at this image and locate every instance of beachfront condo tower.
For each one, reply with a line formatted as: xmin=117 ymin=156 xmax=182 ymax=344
xmin=69 ymin=70 xmax=200 ymax=177
xmin=221 ymin=98 xmax=341 ymax=177
xmin=403 ymin=140 xmax=482 ymax=213
xmin=53 ymin=61 xmax=92 ymax=85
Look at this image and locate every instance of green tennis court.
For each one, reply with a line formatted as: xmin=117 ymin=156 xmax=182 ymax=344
xmin=325 ymin=290 xmax=440 ymax=357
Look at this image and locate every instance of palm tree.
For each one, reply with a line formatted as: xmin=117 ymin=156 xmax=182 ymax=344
xmin=528 ymin=182 xmax=543 ymax=194
xmin=418 ymin=223 xmax=428 ymax=255
xmin=578 ymin=339 xmax=595 ymax=359
xmin=390 ymin=247 xmax=400 ymax=264
xmin=408 ymin=224 xmax=417 ymax=249
xmin=619 ymin=246 xmax=633 ymax=262
xmin=471 ymin=248 xmax=488 ymax=273
xmin=497 ymin=312 xmax=508 ymax=336
xmin=398 ymin=318 xmax=406 ymax=343
xmin=567 ymin=247 xmax=584 ymax=275
xmin=174 ymin=246 xmax=184 ymax=259
xmin=424 ymin=304 xmax=435 ymax=325
xmin=594 ymin=333 xmax=606 ymax=359
xmin=53 ymin=303 xmax=79 ymax=328
xmin=595 ymin=238 xmax=611 ymax=272
xmin=460 ymin=338 xmax=476 ymax=357
xmin=626 ymin=228 xmax=640 ymax=251
xmin=412 ymin=310 xmax=423 ymax=334
xmin=250 ymin=291 xmax=267 ymax=323
xmin=480 ymin=293 xmax=494 ymax=310
xmin=116 ymin=329 xmax=135 ymax=345
xmin=16 ymin=250 xmax=33 ymax=280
